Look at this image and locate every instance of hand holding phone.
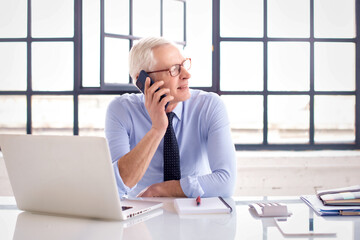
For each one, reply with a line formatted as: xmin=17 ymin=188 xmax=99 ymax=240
xmin=136 ymin=70 xmax=169 ymax=110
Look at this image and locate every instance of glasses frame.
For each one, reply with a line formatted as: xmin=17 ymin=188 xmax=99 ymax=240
xmin=147 ymin=58 xmax=191 ymax=77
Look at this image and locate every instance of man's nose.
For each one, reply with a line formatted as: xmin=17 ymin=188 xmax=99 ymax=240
xmin=180 ymin=66 xmax=191 ymax=79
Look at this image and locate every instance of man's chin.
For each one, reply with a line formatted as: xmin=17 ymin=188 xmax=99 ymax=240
xmin=172 ymin=89 xmax=191 ymax=103
xmin=180 ymin=91 xmax=191 ymax=102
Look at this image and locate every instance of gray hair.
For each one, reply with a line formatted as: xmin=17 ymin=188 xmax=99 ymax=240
xmin=128 ymin=37 xmax=174 ymax=83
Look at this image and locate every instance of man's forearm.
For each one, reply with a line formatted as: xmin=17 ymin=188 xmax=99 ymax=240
xmin=118 ymin=127 xmax=165 ymax=188
xmin=138 ymin=180 xmax=186 ymax=197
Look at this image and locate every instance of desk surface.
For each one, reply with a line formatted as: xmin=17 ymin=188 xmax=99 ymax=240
xmin=0 ymin=196 xmax=359 ymax=240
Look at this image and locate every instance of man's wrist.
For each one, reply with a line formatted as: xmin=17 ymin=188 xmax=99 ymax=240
xmin=163 ymin=180 xmax=186 ymax=197
xmin=149 ymin=126 xmax=166 ymax=139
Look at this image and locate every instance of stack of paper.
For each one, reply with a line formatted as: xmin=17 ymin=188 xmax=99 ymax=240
xmin=301 ymin=195 xmax=360 ymax=216
xmin=317 ymin=185 xmax=360 ymax=206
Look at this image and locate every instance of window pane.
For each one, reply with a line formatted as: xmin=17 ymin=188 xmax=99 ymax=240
xmin=185 ymin=0 xmax=212 ymax=87
xmin=0 ymin=96 xmax=26 ymax=134
xmin=220 ymin=0 xmax=263 ymax=37
xmin=268 ymin=95 xmax=310 ymax=143
xmin=268 ymin=42 xmax=310 ymax=91
xmin=133 ymin=0 xmax=160 ymax=37
xmin=32 ymin=42 xmax=74 ymax=91
xmin=0 ymin=43 xmax=27 ymax=91
xmin=314 ymin=0 xmax=356 ymax=38
xmin=315 ymin=42 xmax=355 ymax=91
xmin=79 ymin=95 xmax=117 ymax=136
xmin=221 ymin=95 xmax=263 ymax=144
xmin=220 ymin=42 xmax=263 ymax=91
xmin=104 ymin=0 xmax=129 ymax=35
xmin=104 ymin=38 xmax=129 ymax=84
xmin=315 ymin=96 xmax=355 ymax=143
xmin=0 ymin=0 xmax=27 ymax=38
xmin=32 ymin=95 xmax=73 ymax=135
xmin=83 ymin=0 xmax=100 ymax=87
xmin=31 ymin=0 xmax=74 ymax=37
xmin=267 ymin=0 xmax=310 ymax=38
xmin=163 ymin=0 xmax=184 ymax=42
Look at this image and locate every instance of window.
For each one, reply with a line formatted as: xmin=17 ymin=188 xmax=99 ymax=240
xmin=0 ymin=0 xmax=187 ymax=137
xmin=219 ymin=0 xmax=359 ymax=150
xmin=0 ymin=0 xmax=359 ymax=150
xmin=0 ymin=0 xmax=76 ymax=135
xmin=82 ymin=0 xmax=187 ymax=89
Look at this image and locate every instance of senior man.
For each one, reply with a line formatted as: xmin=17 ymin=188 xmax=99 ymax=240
xmin=105 ymin=37 xmax=236 ymax=198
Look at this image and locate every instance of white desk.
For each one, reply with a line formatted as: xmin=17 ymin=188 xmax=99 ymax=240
xmin=0 ymin=196 xmax=359 ymax=240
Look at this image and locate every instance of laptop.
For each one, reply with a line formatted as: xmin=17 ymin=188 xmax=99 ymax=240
xmin=0 ymin=134 xmax=163 ymax=221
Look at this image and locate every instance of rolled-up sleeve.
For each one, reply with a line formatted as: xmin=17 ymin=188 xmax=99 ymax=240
xmin=105 ymin=98 xmax=137 ymax=197
xmin=180 ymin=94 xmax=237 ymax=198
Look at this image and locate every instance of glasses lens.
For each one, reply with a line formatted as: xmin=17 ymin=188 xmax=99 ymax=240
xmin=169 ymin=59 xmax=191 ymax=77
xmin=169 ymin=65 xmax=180 ymax=77
xmin=183 ymin=59 xmax=191 ymax=70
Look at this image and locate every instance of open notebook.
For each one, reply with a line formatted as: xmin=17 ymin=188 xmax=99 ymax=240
xmin=174 ymin=197 xmax=232 ymax=214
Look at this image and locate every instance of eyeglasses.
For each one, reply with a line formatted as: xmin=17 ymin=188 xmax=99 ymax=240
xmin=147 ymin=58 xmax=191 ymax=77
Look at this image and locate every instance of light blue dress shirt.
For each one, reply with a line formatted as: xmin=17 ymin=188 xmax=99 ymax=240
xmin=105 ymin=89 xmax=236 ymax=198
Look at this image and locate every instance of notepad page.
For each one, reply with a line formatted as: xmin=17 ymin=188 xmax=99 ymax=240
xmin=174 ymin=197 xmax=230 ymax=214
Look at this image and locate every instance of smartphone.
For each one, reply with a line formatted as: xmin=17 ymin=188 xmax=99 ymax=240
xmin=136 ymin=70 xmax=168 ymax=110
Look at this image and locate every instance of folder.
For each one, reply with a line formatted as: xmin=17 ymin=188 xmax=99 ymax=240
xmin=300 ymin=195 xmax=360 ymax=216
xmin=317 ymin=185 xmax=360 ymax=206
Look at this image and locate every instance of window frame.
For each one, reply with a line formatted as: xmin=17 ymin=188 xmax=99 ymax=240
xmin=213 ymin=0 xmax=360 ymax=150
xmin=0 ymin=0 xmax=359 ymax=150
xmin=99 ymin=0 xmax=187 ymax=91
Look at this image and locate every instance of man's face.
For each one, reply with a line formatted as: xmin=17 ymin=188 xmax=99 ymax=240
xmin=150 ymin=44 xmax=191 ymax=105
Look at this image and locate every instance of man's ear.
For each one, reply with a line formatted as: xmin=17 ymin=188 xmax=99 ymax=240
xmin=133 ymin=74 xmax=139 ymax=84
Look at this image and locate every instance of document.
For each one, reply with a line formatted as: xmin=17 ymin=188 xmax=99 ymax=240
xmin=174 ymin=197 xmax=232 ymax=214
xmin=317 ymin=185 xmax=360 ymax=206
xmin=300 ymin=195 xmax=360 ymax=216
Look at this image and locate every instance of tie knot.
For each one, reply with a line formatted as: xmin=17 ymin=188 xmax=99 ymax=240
xmin=167 ymin=112 xmax=175 ymax=123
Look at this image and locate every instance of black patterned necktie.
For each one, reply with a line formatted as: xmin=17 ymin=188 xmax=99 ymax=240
xmin=163 ymin=112 xmax=181 ymax=181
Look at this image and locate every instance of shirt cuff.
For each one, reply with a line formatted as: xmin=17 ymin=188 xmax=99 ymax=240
xmin=112 ymin=161 xmax=137 ymax=197
xmin=180 ymin=175 xmax=205 ymax=198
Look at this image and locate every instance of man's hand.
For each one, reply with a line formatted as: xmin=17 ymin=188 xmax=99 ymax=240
xmin=144 ymin=78 xmax=173 ymax=133
xmin=137 ymin=180 xmax=186 ymax=197
xmin=116 ymin=78 xmax=174 ymax=189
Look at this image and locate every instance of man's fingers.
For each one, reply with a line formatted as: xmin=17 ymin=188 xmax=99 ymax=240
xmin=145 ymin=79 xmax=164 ymax=95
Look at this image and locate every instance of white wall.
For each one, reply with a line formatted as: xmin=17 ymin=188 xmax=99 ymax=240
xmin=235 ymin=151 xmax=360 ymax=196
xmin=0 ymin=153 xmax=13 ymax=196
xmin=1 ymin=151 xmax=360 ymax=196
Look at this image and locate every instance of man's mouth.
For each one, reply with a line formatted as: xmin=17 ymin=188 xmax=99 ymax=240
xmin=178 ymin=85 xmax=188 ymax=90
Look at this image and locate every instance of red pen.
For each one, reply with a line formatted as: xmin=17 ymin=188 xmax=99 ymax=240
xmin=196 ymin=196 xmax=201 ymax=206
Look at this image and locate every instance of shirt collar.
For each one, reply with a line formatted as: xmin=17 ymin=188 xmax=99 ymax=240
xmin=172 ymin=101 xmax=183 ymax=121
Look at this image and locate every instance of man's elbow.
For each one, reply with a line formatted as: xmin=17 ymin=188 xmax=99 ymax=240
xmin=220 ymin=180 xmax=236 ymax=198
xmin=216 ymin=169 xmax=237 ymax=197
